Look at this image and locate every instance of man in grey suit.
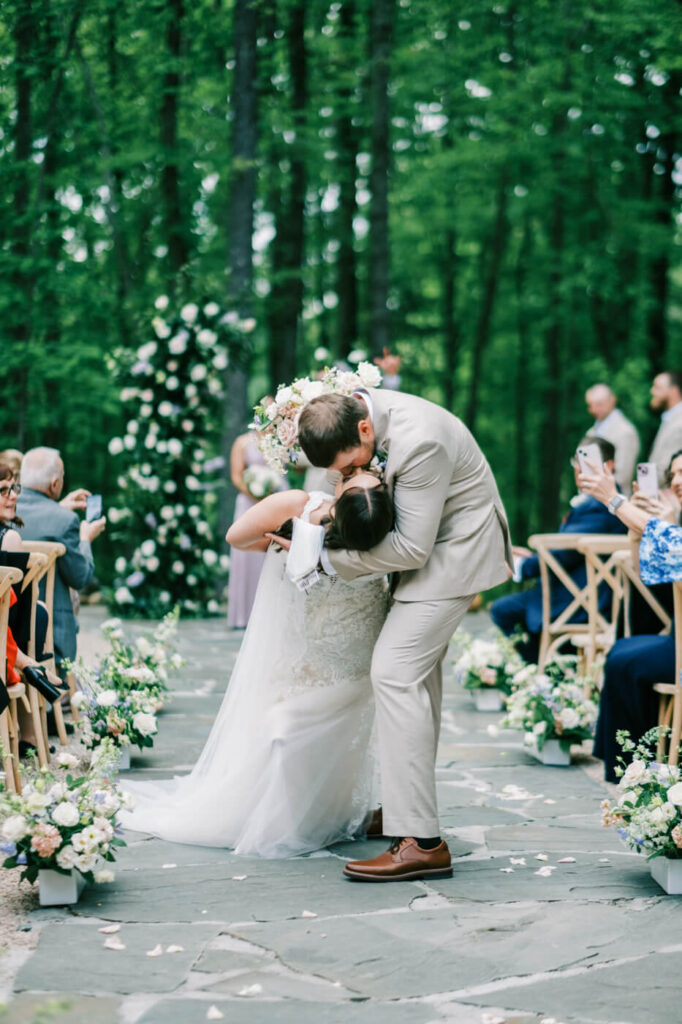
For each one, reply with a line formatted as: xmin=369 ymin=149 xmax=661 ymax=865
xmin=298 ymin=389 xmax=512 ymax=881
xmin=649 ymin=370 xmax=682 ymax=489
xmin=585 ymin=384 xmax=639 ymax=495
xmin=17 ymin=447 xmax=106 ymax=669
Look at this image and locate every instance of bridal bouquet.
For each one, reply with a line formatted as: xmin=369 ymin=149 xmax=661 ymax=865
xmin=0 ymin=750 xmax=130 ymax=884
xmin=454 ymin=633 xmax=525 ymax=696
xmin=252 ymin=362 xmax=382 ymax=472
xmin=601 ymin=729 xmax=682 ymax=860
xmin=243 ymin=464 xmax=284 ymax=499
xmin=502 ymin=657 xmax=600 ymax=751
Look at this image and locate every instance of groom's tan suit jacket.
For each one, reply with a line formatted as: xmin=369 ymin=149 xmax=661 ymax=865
xmin=328 ymin=389 xmax=512 ymax=599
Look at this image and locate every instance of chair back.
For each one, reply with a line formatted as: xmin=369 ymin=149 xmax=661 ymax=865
xmin=577 ymin=535 xmax=630 ymax=668
xmin=20 ymin=541 xmax=66 ymax=669
xmin=528 ymin=532 xmax=625 ymax=669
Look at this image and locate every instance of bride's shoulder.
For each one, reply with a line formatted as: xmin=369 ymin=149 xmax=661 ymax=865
xmin=274 ymin=489 xmax=309 ymax=518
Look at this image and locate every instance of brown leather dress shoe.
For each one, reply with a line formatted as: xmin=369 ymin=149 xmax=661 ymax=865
xmin=343 ymin=837 xmax=452 ymax=882
xmin=365 ymin=807 xmax=384 ymax=838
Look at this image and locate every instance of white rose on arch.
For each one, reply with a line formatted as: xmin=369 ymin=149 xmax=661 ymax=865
xmin=357 ymin=361 xmax=382 ymax=389
xmin=180 ymin=303 xmax=199 ymax=323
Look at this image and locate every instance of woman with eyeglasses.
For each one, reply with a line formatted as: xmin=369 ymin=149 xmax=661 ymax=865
xmin=0 ymin=462 xmax=65 ymax=755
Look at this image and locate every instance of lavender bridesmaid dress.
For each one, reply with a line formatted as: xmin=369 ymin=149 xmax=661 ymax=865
xmin=227 ymin=440 xmax=286 ymax=628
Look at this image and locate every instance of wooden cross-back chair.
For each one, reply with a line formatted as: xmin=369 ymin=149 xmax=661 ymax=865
xmin=528 ymin=533 xmax=628 ymax=670
xmin=15 ymin=551 xmax=55 ymax=765
xmin=20 ymin=541 xmax=70 ymax=748
xmin=1 ymin=565 xmax=25 ymax=793
xmin=575 ymin=536 xmax=631 ymax=669
xmin=613 ymin=542 xmax=672 ymax=639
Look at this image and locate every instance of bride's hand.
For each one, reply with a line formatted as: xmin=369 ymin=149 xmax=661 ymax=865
xmin=266 ymin=533 xmax=291 ymax=551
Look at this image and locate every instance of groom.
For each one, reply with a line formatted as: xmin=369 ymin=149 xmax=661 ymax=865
xmin=298 ymin=387 xmax=512 ymax=881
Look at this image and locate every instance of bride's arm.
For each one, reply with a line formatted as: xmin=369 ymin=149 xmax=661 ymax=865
xmin=226 ymin=490 xmax=309 ymax=551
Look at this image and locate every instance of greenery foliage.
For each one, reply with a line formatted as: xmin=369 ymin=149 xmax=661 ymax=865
xmin=0 ymin=0 xmax=680 ymax=573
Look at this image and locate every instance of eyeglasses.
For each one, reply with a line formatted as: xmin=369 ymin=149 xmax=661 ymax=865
xmin=0 ymin=483 xmax=21 ymax=498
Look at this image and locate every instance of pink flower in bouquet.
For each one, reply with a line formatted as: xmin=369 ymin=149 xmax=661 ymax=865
xmin=31 ymin=823 xmax=62 ymax=858
xmin=672 ymin=824 xmax=682 ymax=849
xmin=479 ymin=667 xmax=497 ymax=686
xmin=277 ymin=418 xmax=298 ymax=449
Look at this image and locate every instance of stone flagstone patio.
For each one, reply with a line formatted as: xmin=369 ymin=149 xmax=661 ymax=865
xmin=0 ymin=607 xmax=678 ymax=1024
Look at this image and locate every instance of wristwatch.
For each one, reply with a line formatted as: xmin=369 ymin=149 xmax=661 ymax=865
xmin=607 ymin=493 xmax=626 ymax=515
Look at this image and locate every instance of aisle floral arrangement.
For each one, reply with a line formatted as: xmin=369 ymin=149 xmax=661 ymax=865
xmin=0 ymin=745 xmax=130 ymax=885
xmin=601 ymin=728 xmax=682 ymax=861
xmin=105 ymin=298 xmax=247 ymax=617
xmin=502 ymin=657 xmax=600 ymax=752
xmin=69 ymin=611 xmax=184 ymax=754
xmin=454 ymin=633 xmax=525 ymax=697
xmin=253 ymin=362 xmax=382 ymax=472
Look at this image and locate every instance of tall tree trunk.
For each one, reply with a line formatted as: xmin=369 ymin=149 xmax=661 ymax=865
xmin=160 ymin=0 xmax=189 ymax=287
xmin=11 ymin=0 xmax=34 ymax=449
xmin=267 ymin=1 xmax=307 ymax=389
xmin=513 ymin=215 xmax=533 ymax=542
xmin=465 ymin=179 xmax=508 ymax=430
xmin=335 ymin=0 xmax=359 ymax=357
xmin=368 ymin=0 xmax=393 ymax=356
xmin=442 ymin=227 xmax=459 ymax=412
xmin=220 ymin=0 xmax=259 ymax=541
xmin=539 ymin=183 xmax=565 ymax=530
xmin=646 ymin=131 xmax=676 ymax=373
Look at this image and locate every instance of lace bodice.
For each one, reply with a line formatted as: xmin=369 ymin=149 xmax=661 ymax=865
xmin=281 ymin=491 xmax=389 ymax=698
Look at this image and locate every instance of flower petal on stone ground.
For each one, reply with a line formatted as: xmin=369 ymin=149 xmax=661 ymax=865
xmin=103 ymin=937 xmax=126 ymax=951
xmin=166 ymin=945 xmax=184 ymax=953
xmin=206 ymin=1007 xmax=224 ymax=1021
xmin=535 ymin=853 xmax=549 ymax=861
xmin=232 ymin=875 xmax=247 ymax=880
xmin=146 ymin=944 xmax=164 ymax=957
xmin=301 ymin=910 xmax=317 ymax=918
xmin=98 ymin=924 xmax=120 ymax=934
xmin=510 ymin=857 xmax=526 ymax=865
xmin=238 ymin=984 xmax=263 ymax=996
xmin=557 ymin=857 xmax=576 ymax=863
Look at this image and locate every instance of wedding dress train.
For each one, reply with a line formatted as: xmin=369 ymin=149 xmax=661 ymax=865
xmin=120 ymin=494 xmax=388 ymax=857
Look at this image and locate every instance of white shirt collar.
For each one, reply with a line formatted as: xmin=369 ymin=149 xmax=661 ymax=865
xmin=352 ymin=388 xmax=374 ymax=423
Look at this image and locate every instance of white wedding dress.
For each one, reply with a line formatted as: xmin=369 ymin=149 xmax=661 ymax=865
xmin=120 ymin=493 xmax=389 ymax=858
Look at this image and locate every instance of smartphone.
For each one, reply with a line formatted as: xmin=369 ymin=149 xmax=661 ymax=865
xmin=636 ymin=462 xmax=658 ymax=498
xmin=85 ymin=494 xmax=103 ymax=522
xmin=576 ymin=444 xmax=602 ymax=476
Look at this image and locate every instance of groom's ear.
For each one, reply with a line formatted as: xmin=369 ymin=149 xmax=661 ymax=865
xmin=358 ymin=418 xmax=373 ymax=443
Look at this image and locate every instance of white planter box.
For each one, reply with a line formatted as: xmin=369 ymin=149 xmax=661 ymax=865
xmin=117 ymin=746 xmax=131 ymax=771
xmin=473 ymin=688 xmax=504 ymax=712
xmin=528 ymin=738 xmax=571 ymax=767
xmin=650 ymin=855 xmax=682 ymax=894
xmin=38 ymin=868 xmax=86 ymax=906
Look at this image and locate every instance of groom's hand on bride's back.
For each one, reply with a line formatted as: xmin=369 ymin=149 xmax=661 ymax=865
xmin=265 ymin=533 xmax=291 ymax=551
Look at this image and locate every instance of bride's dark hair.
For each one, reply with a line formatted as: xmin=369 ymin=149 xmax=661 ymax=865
xmin=273 ymin=483 xmax=393 ymax=552
xmin=324 ymin=483 xmax=393 ymax=551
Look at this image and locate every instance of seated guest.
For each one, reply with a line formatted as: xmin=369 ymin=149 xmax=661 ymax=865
xmin=490 ymin=436 xmax=627 ymax=663
xmin=0 ymin=463 xmax=65 ymax=753
xmin=17 ymin=447 xmax=105 ymax=671
xmin=0 ymin=449 xmax=23 ymax=479
xmin=579 ymin=449 xmax=682 ymax=780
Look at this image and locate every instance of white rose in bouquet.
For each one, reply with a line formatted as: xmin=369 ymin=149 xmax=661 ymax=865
xmin=96 ymin=690 xmax=118 ymax=708
xmin=2 ymin=815 xmax=29 ymax=842
xmin=25 ymin=791 xmax=52 ymax=815
xmin=56 ymin=845 xmax=78 ymax=870
xmin=133 ymin=711 xmax=158 ymax=737
xmin=52 ymin=802 xmax=81 ymax=828
xmin=623 ymin=759 xmax=649 ymax=787
xmin=666 ymin=781 xmax=682 ymax=806
xmin=558 ymin=707 xmax=580 ymax=731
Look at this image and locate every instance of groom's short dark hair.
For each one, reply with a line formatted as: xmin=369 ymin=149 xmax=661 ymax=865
xmin=299 ymin=394 xmax=366 ymax=467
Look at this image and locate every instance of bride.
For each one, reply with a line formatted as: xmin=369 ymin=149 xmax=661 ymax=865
xmin=120 ymin=471 xmax=392 ymax=858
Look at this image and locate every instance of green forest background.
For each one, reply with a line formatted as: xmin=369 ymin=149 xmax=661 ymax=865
xmin=1 ymin=0 xmax=681 ymax=571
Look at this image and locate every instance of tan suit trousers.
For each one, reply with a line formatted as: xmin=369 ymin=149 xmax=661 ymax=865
xmin=371 ymin=593 xmax=475 ymax=838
